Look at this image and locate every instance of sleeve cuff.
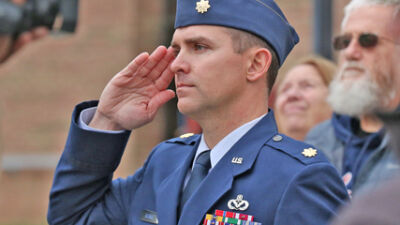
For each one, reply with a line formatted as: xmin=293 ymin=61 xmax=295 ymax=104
xmin=61 ymin=101 xmax=131 ymax=173
xmin=79 ymin=107 xmax=126 ymax=134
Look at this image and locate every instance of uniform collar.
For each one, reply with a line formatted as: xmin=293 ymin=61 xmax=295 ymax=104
xmin=194 ymin=113 xmax=267 ymax=169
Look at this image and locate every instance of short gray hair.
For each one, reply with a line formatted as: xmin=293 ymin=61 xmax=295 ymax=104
xmin=342 ymin=0 xmax=400 ymax=30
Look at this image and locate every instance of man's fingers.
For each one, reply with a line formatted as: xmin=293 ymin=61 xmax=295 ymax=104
xmin=147 ymin=89 xmax=176 ymax=116
xmin=121 ymin=52 xmax=150 ymax=77
xmin=137 ymin=46 xmax=168 ymax=77
xmin=147 ymin=47 xmax=176 ymax=81
xmin=32 ymin=27 xmax=49 ymax=40
xmin=155 ymin=63 xmax=175 ymax=91
xmin=154 ymin=48 xmax=176 ymax=90
xmin=13 ymin=32 xmax=33 ymax=51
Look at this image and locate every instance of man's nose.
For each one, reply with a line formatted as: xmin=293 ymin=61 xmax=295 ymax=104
xmin=343 ymin=37 xmax=363 ymax=61
xmin=170 ymin=51 xmax=190 ymax=75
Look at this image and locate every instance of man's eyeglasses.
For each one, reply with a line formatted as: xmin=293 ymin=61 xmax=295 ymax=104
xmin=333 ymin=33 xmax=396 ymax=51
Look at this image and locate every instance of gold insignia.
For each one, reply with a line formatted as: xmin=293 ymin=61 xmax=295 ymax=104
xmin=180 ymin=133 xmax=194 ymax=138
xmin=196 ymin=0 xmax=210 ymax=14
xmin=302 ymin=148 xmax=317 ymax=158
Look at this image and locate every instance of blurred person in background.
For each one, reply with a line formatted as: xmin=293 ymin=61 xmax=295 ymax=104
xmin=0 ymin=27 xmax=48 ymax=63
xmin=0 ymin=0 xmax=48 ymax=64
xmin=274 ymin=55 xmax=336 ymax=141
xmin=306 ymin=0 xmax=400 ymax=197
xmin=0 ymin=0 xmax=49 ymax=176
xmin=330 ymin=15 xmax=400 ymax=224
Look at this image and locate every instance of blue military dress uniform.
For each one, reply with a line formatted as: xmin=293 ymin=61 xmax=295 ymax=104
xmin=48 ymin=101 xmax=349 ymax=225
xmin=49 ymin=0 xmax=349 ymax=224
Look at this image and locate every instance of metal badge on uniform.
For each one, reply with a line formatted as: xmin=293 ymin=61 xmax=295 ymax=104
xmin=232 ymin=157 xmax=243 ymax=164
xmin=227 ymin=194 xmax=249 ymax=211
xmin=196 ymin=0 xmax=211 ymax=13
xmin=272 ymin=134 xmax=283 ymax=142
xmin=302 ymin=147 xmax=317 ymax=158
xmin=140 ymin=209 xmax=158 ymax=224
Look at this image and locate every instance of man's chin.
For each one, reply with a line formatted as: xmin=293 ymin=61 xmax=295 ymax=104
xmin=177 ymin=101 xmax=197 ymax=117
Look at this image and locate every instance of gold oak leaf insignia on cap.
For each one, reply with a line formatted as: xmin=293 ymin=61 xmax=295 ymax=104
xmin=196 ymin=0 xmax=210 ymax=13
xmin=180 ymin=133 xmax=194 ymax=138
xmin=302 ymin=148 xmax=317 ymax=158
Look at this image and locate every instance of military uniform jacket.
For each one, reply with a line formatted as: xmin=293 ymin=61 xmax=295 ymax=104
xmin=48 ymin=101 xmax=349 ymax=225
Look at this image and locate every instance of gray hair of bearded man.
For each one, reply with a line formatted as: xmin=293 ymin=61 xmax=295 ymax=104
xmin=331 ymin=0 xmax=400 ymax=116
xmin=342 ymin=0 xmax=400 ymax=32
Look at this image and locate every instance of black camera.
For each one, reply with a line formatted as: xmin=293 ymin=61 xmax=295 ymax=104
xmin=0 ymin=0 xmax=78 ymax=38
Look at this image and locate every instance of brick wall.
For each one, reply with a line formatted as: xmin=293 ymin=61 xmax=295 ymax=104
xmin=0 ymin=0 xmax=138 ymax=223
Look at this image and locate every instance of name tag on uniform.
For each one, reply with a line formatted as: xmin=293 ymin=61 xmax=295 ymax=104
xmin=140 ymin=209 xmax=158 ymax=224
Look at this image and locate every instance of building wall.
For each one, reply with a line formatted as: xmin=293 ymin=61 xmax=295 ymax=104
xmin=0 ymin=0 xmax=350 ymax=224
xmin=0 ymin=0 xmax=138 ymax=224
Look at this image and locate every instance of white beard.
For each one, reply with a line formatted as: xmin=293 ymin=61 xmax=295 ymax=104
xmin=327 ymin=62 xmax=383 ymax=116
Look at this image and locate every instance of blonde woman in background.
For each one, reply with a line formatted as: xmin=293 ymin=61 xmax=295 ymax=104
xmin=274 ymin=55 xmax=337 ymax=140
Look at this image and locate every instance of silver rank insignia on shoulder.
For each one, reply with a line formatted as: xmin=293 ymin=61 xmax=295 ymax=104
xmin=272 ymin=134 xmax=283 ymax=142
xmin=180 ymin=133 xmax=194 ymax=138
xmin=232 ymin=157 xmax=243 ymax=164
xmin=302 ymin=147 xmax=318 ymax=158
xmin=196 ymin=0 xmax=211 ymax=13
xmin=228 ymin=194 xmax=249 ymax=211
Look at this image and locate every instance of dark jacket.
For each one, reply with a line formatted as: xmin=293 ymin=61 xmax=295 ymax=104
xmin=306 ymin=113 xmax=400 ymax=195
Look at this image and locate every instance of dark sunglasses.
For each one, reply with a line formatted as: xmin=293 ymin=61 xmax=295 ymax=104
xmin=333 ymin=33 xmax=381 ymax=50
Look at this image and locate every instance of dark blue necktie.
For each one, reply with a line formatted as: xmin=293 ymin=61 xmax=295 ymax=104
xmin=179 ymin=150 xmax=211 ymax=212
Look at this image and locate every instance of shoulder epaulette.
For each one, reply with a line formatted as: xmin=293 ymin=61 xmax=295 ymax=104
xmin=166 ymin=133 xmax=200 ymax=145
xmin=265 ymin=133 xmax=326 ymax=165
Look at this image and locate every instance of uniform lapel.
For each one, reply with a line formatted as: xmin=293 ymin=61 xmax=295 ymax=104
xmin=156 ymin=138 xmax=199 ymax=225
xmin=178 ymin=111 xmax=278 ymax=225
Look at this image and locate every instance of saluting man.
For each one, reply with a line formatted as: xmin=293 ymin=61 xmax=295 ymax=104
xmin=47 ymin=0 xmax=349 ymax=224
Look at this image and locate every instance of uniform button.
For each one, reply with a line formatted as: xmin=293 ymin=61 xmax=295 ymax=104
xmin=272 ymin=135 xmax=283 ymax=142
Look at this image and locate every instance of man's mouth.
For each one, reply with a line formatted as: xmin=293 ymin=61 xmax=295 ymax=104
xmin=176 ymin=83 xmax=194 ymax=88
xmin=340 ymin=67 xmax=365 ymax=80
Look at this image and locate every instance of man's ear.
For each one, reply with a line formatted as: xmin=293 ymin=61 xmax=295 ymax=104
xmin=246 ymin=48 xmax=272 ymax=82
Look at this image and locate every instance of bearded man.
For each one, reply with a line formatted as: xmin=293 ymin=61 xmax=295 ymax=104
xmin=306 ymin=0 xmax=400 ymax=197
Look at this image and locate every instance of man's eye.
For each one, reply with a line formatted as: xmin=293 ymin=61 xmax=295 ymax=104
xmin=173 ymin=49 xmax=180 ymax=57
xmin=194 ymin=44 xmax=206 ymax=51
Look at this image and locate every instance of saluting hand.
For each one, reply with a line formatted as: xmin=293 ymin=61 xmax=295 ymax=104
xmin=90 ymin=46 xmax=176 ymax=131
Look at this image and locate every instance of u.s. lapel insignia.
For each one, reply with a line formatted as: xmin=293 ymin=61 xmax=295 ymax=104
xmin=232 ymin=157 xmax=243 ymax=164
xmin=227 ymin=194 xmax=249 ymax=211
xmin=180 ymin=133 xmax=194 ymax=138
xmin=302 ymin=147 xmax=317 ymax=158
xmin=196 ymin=0 xmax=210 ymax=13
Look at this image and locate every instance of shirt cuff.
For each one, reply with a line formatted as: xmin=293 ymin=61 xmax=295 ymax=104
xmin=79 ymin=107 xmax=125 ymax=134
